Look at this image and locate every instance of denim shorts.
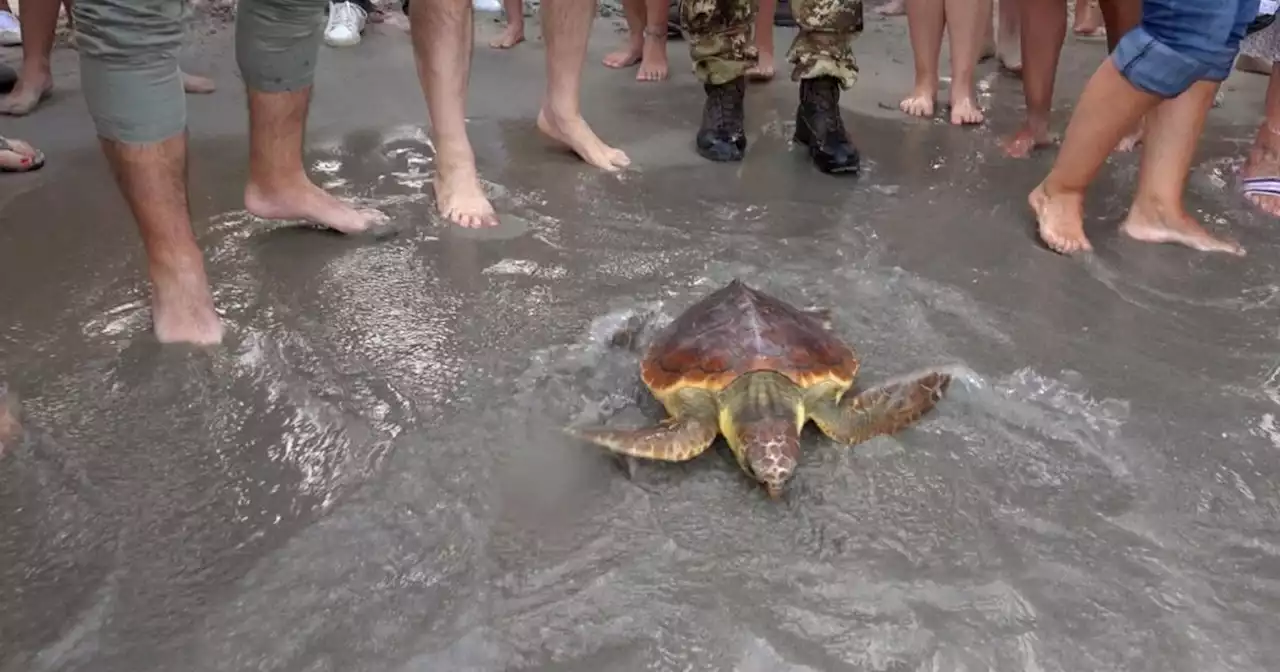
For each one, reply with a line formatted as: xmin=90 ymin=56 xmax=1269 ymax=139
xmin=1112 ymin=0 xmax=1261 ymax=98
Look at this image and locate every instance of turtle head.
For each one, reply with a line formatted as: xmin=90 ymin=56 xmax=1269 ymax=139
xmin=743 ymin=422 xmax=801 ymax=499
xmin=721 ymin=371 xmax=805 ymax=499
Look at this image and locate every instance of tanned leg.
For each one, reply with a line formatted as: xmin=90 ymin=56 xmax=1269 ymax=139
xmin=490 ymin=0 xmax=526 ymax=48
xmin=603 ymin=0 xmax=644 ymax=68
xmin=1242 ymin=63 xmax=1280 ymax=217
xmin=242 ymin=88 xmax=387 ymax=233
xmin=1097 ymin=0 xmax=1144 ymax=150
xmin=1000 ymin=0 xmax=1066 ymax=157
xmin=747 ymin=0 xmax=777 ymax=80
xmin=637 ymin=0 xmax=670 ymax=81
xmin=1120 ymin=80 xmax=1244 ymax=254
xmin=537 ymin=0 xmax=631 ymax=170
xmin=102 ymin=135 xmax=223 ymax=344
xmin=1028 ymin=58 xmax=1160 ymax=254
xmin=0 ymin=0 xmax=60 ymax=115
xmin=408 ymin=0 xmax=498 ymax=227
xmin=900 ymin=0 xmax=944 ymax=118
xmin=943 ymin=0 xmax=992 ymax=125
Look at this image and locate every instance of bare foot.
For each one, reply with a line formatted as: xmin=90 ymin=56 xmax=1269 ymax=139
xmin=1000 ymin=122 xmax=1058 ymax=158
xmin=537 ymin=107 xmax=631 ymax=171
xmin=747 ymin=51 xmax=775 ymax=81
xmin=0 ymin=75 xmax=53 ymax=116
xmin=637 ymin=30 xmax=669 ymax=81
xmin=430 ymin=157 xmax=499 ymax=228
xmin=1115 ymin=118 xmax=1145 ymax=152
xmin=182 ymin=72 xmax=217 ymax=94
xmin=877 ymin=0 xmax=905 ymax=15
xmin=1237 ymin=54 xmax=1274 ymax=75
xmin=1120 ymin=198 xmax=1245 ymax=255
xmin=950 ymin=94 xmax=985 ymax=125
xmin=1072 ymin=3 xmax=1105 ymax=38
xmin=899 ymin=84 xmax=937 ymax=118
xmin=1029 ymin=183 xmax=1092 ymax=254
xmin=1241 ymin=137 xmax=1280 ymax=218
xmin=603 ymin=39 xmax=642 ymax=69
xmin=150 ymin=265 xmax=225 ymax=345
xmin=998 ymin=45 xmax=1023 ymax=75
xmin=490 ymin=23 xmax=525 ymax=49
xmin=245 ymin=179 xmax=388 ymax=235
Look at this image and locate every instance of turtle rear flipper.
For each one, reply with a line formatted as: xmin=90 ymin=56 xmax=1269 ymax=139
xmin=566 ymin=412 xmax=718 ymax=462
xmin=810 ymin=370 xmax=951 ymax=445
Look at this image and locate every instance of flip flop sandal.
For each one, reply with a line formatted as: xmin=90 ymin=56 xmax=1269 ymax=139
xmin=1240 ymin=177 xmax=1280 ymax=211
xmin=1248 ymin=14 xmax=1276 ymax=35
xmin=0 ymin=137 xmax=45 ymax=173
xmin=1250 ymin=1 xmax=1278 ymax=35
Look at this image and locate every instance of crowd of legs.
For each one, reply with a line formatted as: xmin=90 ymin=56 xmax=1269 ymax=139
xmin=1 ymin=0 xmax=1278 ymax=349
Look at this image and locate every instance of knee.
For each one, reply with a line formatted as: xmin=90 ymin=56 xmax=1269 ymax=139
xmin=74 ymin=0 xmax=186 ymax=143
xmin=73 ymin=0 xmax=184 ymax=63
xmin=1112 ymin=17 xmax=1241 ymax=97
xmin=1119 ymin=2 xmax=1252 ymax=93
xmin=235 ymin=0 xmax=327 ymax=92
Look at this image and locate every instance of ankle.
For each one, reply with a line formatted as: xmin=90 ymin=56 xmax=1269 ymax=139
xmin=17 ymin=65 xmax=51 ymax=85
xmin=1040 ymin=178 xmax=1083 ymax=203
xmin=540 ymin=102 xmax=582 ymax=123
xmin=1130 ymin=193 xmax=1181 ymax=217
xmin=247 ymin=171 xmax=309 ymax=194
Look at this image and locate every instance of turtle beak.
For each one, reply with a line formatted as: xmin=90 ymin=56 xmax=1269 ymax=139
xmin=764 ymin=484 xmax=784 ymax=500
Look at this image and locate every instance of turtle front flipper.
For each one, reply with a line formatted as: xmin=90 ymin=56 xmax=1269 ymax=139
xmin=566 ymin=410 xmax=719 ymax=462
xmin=809 ymin=370 xmax=951 ymax=445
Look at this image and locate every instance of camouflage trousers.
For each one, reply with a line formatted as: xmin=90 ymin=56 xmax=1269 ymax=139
xmin=680 ymin=0 xmax=863 ymax=88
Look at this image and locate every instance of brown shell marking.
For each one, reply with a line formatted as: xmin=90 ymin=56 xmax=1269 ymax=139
xmin=641 ymin=281 xmax=859 ymax=393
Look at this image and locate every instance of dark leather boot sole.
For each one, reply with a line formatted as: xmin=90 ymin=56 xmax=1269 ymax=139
xmin=794 ymin=116 xmax=860 ymax=175
xmin=696 ymin=131 xmax=747 ymax=162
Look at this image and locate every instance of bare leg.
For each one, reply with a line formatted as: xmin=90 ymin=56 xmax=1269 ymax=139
xmin=1000 ymin=0 xmax=1065 ymax=157
xmin=1119 ymin=81 xmax=1243 ymax=254
xmin=490 ymin=0 xmax=526 ymax=48
xmin=1028 ymin=58 xmax=1160 ymax=254
xmin=101 ymin=135 xmax=223 ymax=345
xmin=537 ymin=0 xmax=631 ymax=170
xmin=603 ymin=0 xmax=644 ymax=68
xmin=995 ymin=0 xmax=1020 ymax=72
xmin=0 ymin=0 xmax=60 ymax=116
xmin=944 ymin=0 xmax=991 ymax=125
xmin=1097 ymin=0 xmax=1145 ymax=150
xmin=900 ymin=0 xmax=943 ymax=117
xmin=637 ymin=0 xmax=670 ymax=81
xmin=1242 ymin=63 xmax=1280 ymax=217
xmin=408 ymin=0 xmax=498 ymax=227
xmin=747 ymin=0 xmax=777 ymax=80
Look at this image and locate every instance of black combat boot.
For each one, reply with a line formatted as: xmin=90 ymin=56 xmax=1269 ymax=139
xmin=696 ymin=77 xmax=747 ymax=162
xmin=794 ymin=76 xmax=860 ymax=175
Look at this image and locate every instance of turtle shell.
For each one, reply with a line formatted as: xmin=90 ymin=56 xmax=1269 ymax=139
xmin=640 ymin=280 xmax=859 ymax=394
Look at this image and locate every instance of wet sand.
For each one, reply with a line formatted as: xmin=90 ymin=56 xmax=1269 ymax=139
xmin=3 ymin=13 xmax=1280 ymax=672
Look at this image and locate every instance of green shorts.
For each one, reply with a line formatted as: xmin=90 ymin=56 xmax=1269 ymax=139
xmin=74 ymin=0 xmax=327 ymax=143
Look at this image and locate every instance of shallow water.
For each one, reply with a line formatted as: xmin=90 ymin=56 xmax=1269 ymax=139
xmin=3 ymin=105 xmax=1280 ymax=672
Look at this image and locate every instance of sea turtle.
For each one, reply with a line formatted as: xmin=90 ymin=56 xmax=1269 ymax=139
xmin=567 ymin=280 xmax=952 ymax=498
